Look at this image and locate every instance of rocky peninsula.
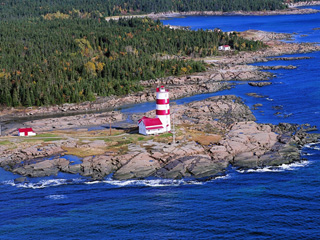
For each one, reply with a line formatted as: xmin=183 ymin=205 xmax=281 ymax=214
xmin=0 ymin=95 xmax=319 ymax=181
xmin=0 ymin=29 xmax=320 ymax=182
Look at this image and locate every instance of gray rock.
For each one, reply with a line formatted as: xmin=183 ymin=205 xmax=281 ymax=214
xmin=248 ymin=82 xmax=272 ymax=87
xmin=14 ymin=177 xmax=29 ymax=184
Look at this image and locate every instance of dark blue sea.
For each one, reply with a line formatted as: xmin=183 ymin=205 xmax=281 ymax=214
xmin=1 ymin=7 xmax=320 ymax=240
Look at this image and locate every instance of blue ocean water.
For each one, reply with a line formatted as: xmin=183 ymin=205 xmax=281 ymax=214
xmin=1 ymin=7 xmax=320 ymax=240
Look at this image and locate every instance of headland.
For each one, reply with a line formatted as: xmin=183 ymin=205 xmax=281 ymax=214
xmin=1 ymin=29 xmax=320 ymax=182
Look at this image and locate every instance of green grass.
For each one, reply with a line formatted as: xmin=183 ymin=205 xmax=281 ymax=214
xmin=158 ymin=133 xmax=173 ymax=138
xmin=36 ymin=133 xmax=59 ymax=138
xmin=43 ymin=138 xmax=63 ymax=142
xmin=22 ymin=137 xmax=63 ymax=142
xmin=116 ymin=140 xmax=132 ymax=146
xmin=0 ymin=140 xmax=11 ymax=145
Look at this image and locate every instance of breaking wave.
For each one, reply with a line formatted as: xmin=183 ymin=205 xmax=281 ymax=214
xmin=2 ymin=178 xmax=84 ymax=189
xmin=85 ymin=174 xmax=232 ymax=187
xmin=45 ymin=194 xmax=68 ymax=200
xmin=99 ymin=179 xmax=204 ymax=187
xmin=212 ymin=174 xmax=231 ymax=180
xmin=3 ymin=177 xmax=206 ymax=189
xmin=237 ymin=161 xmax=310 ymax=173
xmin=2 ymin=174 xmax=233 ymax=189
xmin=304 ymin=142 xmax=320 ymax=150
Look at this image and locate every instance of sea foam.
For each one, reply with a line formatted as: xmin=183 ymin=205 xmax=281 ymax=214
xmin=45 ymin=194 xmax=67 ymax=200
xmin=304 ymin=142 xmax=320 ymax=149
xmin=2 ymin=178 xmax=83 ymax=189
xmin=237 ymin=160 xmax=310 ymax=173
xmin=102 ymin=179 xmax=204 ymax=187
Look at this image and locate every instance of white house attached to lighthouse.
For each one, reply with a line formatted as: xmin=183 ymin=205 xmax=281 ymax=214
xmin=138 ymin=86 xmax=171 ymax=135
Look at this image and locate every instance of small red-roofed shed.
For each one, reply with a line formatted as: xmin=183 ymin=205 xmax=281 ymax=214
xmin=138 ymin=116 xmax=165 ymax=135
xmin=218 ymin=45 xmax=231 ymax=51
xmin=18 ymin=128 xmax=36 ymax=137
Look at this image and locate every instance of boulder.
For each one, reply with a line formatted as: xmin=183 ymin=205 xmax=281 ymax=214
xmin=14 ymin=177 xmax=29 ymax=184
xmin=248 ymin=82 xmax=272 ymax=87
xmin=113 ymin=153 xmax=160 ymax=180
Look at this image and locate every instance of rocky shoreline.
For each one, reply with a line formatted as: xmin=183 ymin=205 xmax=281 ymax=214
xmin=1 ymin=29 xmax=320 ymax=182
xmin=106 ymin=3 xmax=320 ymax=22
xmin=156 ymin=3 xmax=319 ymax=19
xmin=288 ymin=1 xmax=320 ymax=8
xmin=0 ymin=95 xmax=318 ymax=181
xmin=1 ymin=30 xmax=319 ymax=124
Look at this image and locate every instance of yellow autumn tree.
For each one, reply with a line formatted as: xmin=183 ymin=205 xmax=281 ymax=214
xmin=84 ymin=61 xmax=96 ymax=76
xmin=96 ymin=62 xmax=105 ymax=72
xmin=181 ymin=67 xmax=188 ymax=74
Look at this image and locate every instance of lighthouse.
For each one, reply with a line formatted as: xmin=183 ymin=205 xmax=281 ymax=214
xmin=156 ymin=86 xmax=171 ymax=132
xmin=138 ymin=86 xmax=171 ymax=135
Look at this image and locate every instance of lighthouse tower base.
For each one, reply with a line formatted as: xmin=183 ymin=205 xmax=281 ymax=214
xmin=138 ymin=86 xmax=171 ymax=135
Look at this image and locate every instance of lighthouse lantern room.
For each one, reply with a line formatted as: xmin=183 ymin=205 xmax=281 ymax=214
xmin=138 ymin=86 xmax=171 ymax=135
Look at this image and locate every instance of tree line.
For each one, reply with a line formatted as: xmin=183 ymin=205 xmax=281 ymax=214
xmin=0 ymin=17 xmax=265 ymax=107
xmin=0 ymin=0 xmax=288 ymax=20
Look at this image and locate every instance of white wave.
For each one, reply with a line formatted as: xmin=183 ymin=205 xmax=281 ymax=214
xmin=101 ymin=178 xmax=204 ymax=187
xmin=84 ymin=180 xmax=102 ymax=185
xmin=85 ymin=175 xmax=231 ymax=187
xmin=2 ymin=180 xmax=16 ymax=187
xmin=301 ymin=152 xmax=314 ymax=156
xmin=213 ymin=174 xmax=231 ymax=180
xmin=18 ymin=179 xmax=68 ymax=189
xmin=304 ymin=142 xmax=320 ymax=149
xmin=45 ymin=194 xmax=67 ymax=200
xmin=237 ymin=168 xmax=283 ymax=173
xmin=237 ymin=161 xmax=310 ymax=173
xmin=279 ymin=161 xmax=310 ymax=169
xmin=266 ymin=98 xmax=274 ymax=101
xmin=3 ymin=178 xmax=83 ymax=189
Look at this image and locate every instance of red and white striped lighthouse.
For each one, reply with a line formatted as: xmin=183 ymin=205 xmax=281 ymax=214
xmin=156 ymin=86 xmax=171 ymax=132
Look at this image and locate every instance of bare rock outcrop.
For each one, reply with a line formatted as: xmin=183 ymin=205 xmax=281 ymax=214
xmin=113 ymin=153 xmax=161 ymax=180
xmin=0 ymin=95 xmax=318 ymax=180
xmin=248 ymin=82 xmax=272 ymax=87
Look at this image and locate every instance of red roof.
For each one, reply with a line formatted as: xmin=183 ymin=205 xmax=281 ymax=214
xmin=138 ymin=117 xmax=163 ymax=129
xmin=223 ymin=45 xmax=230 ymax=47
xmin=146 ymin=126 xmax=164 ymax=130
xmin=18 ymin=128 xmax=34 ymax=133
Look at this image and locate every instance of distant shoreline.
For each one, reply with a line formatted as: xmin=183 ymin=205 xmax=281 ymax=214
xmin=288 ymin=1 xmax=320 ymax=8
xmin=105 ymin=4 xmax=320 ymax=22
xmin=1 ymin=30 xmax=320 ymax=125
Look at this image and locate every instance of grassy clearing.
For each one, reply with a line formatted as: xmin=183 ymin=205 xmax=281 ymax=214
xmin=36 ymin=133 xmax=59 ymax=138
xmin=62 ymin=146 xmax=106 ymax=157
xmin=0 ymin=140 xmax=11 ymax=145
xmin=106 ymin=144 xmax=128 ymax=155
xmin=43 ymin=138 xmax=63 ymax=142
xmin=157 ymin=132 xmax=173 ymax=138
xmin=138 ymin=136 xmax=145 ymax=141
xmin=19 ymin=137 xmax=63 ymax=143
xmin=20 ymin=138 xmax=43 ymax=143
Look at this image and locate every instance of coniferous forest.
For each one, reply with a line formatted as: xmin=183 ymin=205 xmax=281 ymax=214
xmin=0 ymin=0 xmax=276 ymax=107
xmin=0 ymin=0 xmax=288 ymax=19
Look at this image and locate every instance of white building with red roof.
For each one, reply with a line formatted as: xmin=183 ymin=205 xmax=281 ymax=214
xmin=138 ymin=86 xmax=171 ymax=135
xmin=18 ymin=128 xmax=36 ymax=137
xmin=138 ymin=116 xmax=165 ymax=135
xmin=218 ymin=45 xmax=231 ymax=51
